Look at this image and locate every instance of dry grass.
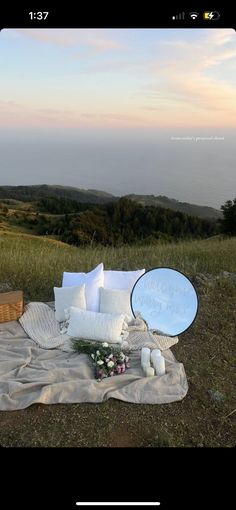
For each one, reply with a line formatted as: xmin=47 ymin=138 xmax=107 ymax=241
xmin=0 ymin=233 xmax=236 ymax=301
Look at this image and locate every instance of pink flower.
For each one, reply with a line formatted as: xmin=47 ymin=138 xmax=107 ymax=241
xmin=93 ymin=349 xmax=131 ymax=379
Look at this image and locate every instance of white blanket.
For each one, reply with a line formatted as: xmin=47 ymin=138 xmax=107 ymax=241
xmin=0 ymin=302 xmax=188 ymax=410
xmin=19 ymin=302 xmax=179 ymax=352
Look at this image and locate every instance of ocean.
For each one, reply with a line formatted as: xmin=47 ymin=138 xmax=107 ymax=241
xmin=0 ymin=128 xmax=235 ymax=209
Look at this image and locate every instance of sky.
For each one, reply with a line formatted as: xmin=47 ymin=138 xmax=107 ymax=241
xmin=0 ymin=28 xmax=236 ymax=207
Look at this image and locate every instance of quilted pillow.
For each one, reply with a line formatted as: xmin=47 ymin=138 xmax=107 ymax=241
xmin=54 ymin=284 xmax=86 ymax=322
xmin=99 ymin=287 xmax=134 ymax=322
xmin=66 ymin=306 xmax=127 ymax=344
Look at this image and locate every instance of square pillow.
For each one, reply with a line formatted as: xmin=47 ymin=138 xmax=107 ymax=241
xmin=54 ymin=284 xmax=86 ymax=322
xmin=99 ymin=287 xmax=134 ymax=322
xmin=66 ymin=306 xmax=127 ymax=344
xmin=104 ymin=269 xmax=145 ymax=291
xmin=62 ymin=263 xmax=104 ymax=312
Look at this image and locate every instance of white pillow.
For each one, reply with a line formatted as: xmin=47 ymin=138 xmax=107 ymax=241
xmin=62 ymin=263 xmax=104 ymax=312
xmin=54 ymin=284 xmax=86 ymax=322
xmin=104 ymin=269 xmax=145 ymax=291
xmin=66 ymin=306 xmax=127 ymax=344
xmin=99 ymin=287 xmax=134 ymax=322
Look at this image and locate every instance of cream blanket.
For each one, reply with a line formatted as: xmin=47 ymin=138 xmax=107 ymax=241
xmin=0 ymin=302 xmax=188 ymax=410
xmin=19 ymin=302 xmax=179 ymax=352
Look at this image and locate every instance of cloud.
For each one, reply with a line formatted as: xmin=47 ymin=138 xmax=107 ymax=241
xmin=81 ymin=112 xmax=145 ymax=123
xmin=0 ymin=100 xmax=22 ymax=111
xmin=37 ymin=107 xmax=75 ymax=116
xmin=71 ymin=57 xmax=150 ymax=74
xmin=141 ymin=29 xmax=236 ymax=125
xmin=2 ymin=29 xmax=236 ymax=129
xmin=0 ymin=101 xmax=77 ymax=128
xmin=0 ymin=100 xmax=148 ymax=129
xmin=209 ymin=29 xmax=235 ymax=46
xmin=15 ymin=29 xmax=123 ymax=52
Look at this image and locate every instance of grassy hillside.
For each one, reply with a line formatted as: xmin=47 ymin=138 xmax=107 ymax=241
xmin=0 ymin=233 xmax=235 ymax=447
xmin=0 ymin=232 xmax=235 ymax=301
xmin=0 ymin=184 xmax=222 ymax=219
xmin=0 ymin=184 xmax=115 ymax=204
xmin=0 ymin=196 xmax=219 ymax=246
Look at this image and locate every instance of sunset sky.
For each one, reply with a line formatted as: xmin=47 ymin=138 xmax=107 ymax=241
xmin=0 ymin=28 xmax=235 ymax=207
xmin=1 ymin=28 xmax=236 ymax=129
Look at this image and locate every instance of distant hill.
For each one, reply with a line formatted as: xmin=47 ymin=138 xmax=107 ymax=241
xmin=0 ymin=185 xmax=222 ymax=219
xmin=125 ymin=194 xmax=222 ymax=220
xmin=0 ymin=185 xmax=115 ymax=204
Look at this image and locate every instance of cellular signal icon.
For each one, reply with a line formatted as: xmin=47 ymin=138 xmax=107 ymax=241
xmin=189 ymin=12 xmax=199 ymax=20
xmin=172 ymin=12 xmax=185 ymax=20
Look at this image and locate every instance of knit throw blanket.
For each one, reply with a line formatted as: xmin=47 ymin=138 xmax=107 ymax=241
xmin=19 ymin=302 xmax=178 ymax=352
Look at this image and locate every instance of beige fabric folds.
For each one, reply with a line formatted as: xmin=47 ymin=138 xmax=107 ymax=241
xmin=0 ymin=308 xmax=188 ymax=410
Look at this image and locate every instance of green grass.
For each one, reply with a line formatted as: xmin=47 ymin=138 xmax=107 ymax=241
xmin=0 ymin=232 xmax=236 ymax=301
xmin=0 ymin=232 xmax=235 ymax=447
xmin=3 ymin=224 xmax=36 ymax=235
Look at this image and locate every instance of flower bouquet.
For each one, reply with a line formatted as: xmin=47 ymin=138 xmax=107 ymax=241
xmin=72 ymin=339 xmax=130 ymax=381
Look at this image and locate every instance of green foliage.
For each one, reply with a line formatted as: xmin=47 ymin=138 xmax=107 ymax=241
xmin=0 ymin=203 xmax=8 ymax=214
xmin=72 ymin=339 xmax=123 ymax=356
xmin=0 ymin=188 xmax=220 ymax=246
xmin=220 ymin=198 xmax=236 ymax=235
xmin=126 ymin=193 xmax=222 ymax=220
xmin=0 ymin=184 xmax=113 ymax=204
xmin=37 ymin=197 xmax=95 ymax=215
xmin=61 ymin=198 xmax=217 ymax=246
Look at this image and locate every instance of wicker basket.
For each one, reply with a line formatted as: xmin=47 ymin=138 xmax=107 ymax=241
xmin=0 ymin=291 xmax=24 ymax=323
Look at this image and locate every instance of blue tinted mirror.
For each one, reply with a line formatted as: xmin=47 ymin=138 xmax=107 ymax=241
xmin=131 ymin=267 xmax=199 ymax=336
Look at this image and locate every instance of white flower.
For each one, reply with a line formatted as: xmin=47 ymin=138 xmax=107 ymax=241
xmin=96 ymin=350 xmax=100 ymax=356
xmin=119 ymin=353 xmax=125 ymax=361
xmin=91 ymin=353 xmax=95 ymax=359
xmin=102 ymin=342 xmax=109 ymax=348
xmin=108 ymin=353 xmax=113 ymax=359
xmin=125 ymin=356 xmax=129 ymax=363
xmin=97 ymin=359 xmax=104 ymax=365
xmin=107 ymin=360 xmax=114 ymax=368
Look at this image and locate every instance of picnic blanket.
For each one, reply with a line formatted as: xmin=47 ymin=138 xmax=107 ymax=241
xmin=18 ymin=301 xmax=179 ymax=352
xmin=0 ymin=302 xmax=188 ymax=410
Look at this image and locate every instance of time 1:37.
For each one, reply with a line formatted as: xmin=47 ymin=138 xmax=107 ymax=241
xmin=29 ymin=12 xmax=49 ymax=20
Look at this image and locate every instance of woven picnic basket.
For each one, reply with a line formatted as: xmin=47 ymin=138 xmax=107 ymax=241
xmin=0 ymin=291 xmax=24 ymax=323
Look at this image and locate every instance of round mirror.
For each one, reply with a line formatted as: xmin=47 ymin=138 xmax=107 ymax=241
xmin=131 ymin=267 xmax=199 ymax=336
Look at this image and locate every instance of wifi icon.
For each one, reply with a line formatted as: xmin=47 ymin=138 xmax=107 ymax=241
xmin=190 ymin=12 xmax=199 ymax=19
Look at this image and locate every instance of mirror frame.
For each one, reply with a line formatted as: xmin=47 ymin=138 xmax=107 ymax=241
xmin=130 ymin=266 xmax=199 ymax=337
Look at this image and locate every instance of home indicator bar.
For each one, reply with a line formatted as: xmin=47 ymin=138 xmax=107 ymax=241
xmin=76 ymin=504 xmax=161 ymax=507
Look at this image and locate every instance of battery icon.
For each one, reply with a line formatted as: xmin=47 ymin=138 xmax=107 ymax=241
xmin=204 ymin=11 xmax=220 ymax=20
